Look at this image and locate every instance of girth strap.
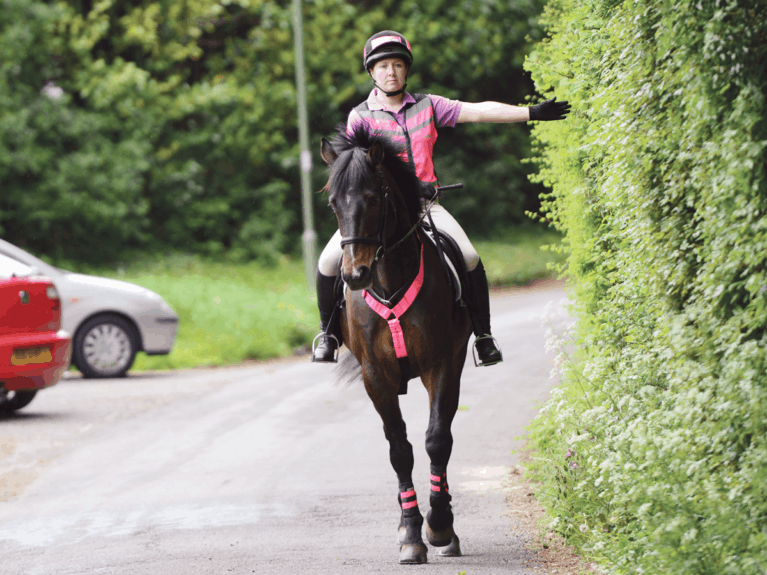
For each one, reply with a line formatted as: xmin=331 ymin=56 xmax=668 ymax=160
xmin=362 ymin=244 xmax=424 ymax=395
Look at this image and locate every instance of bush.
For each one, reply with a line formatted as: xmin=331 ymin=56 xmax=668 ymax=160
xmin=523 ymin=0 xmax=767 ymax=573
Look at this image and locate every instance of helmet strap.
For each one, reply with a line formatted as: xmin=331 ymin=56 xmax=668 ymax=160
xmin=368 ymin=69 xmax=409 ymax=97
xmin=373 ymin=80 xmax=407 ymax=97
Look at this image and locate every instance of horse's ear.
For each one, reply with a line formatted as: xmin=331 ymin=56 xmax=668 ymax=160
xmin=320 ymin=138 xmax=338 ymax=166
xmin=367 ymin=140 xmax=384 ymax=168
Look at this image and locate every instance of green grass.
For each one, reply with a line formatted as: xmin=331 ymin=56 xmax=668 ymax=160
xmin=97 ymin=254 xmax=319 ymax=372
xmin=475 ymin=227 xmax=565 ymax=287
xmin=88 ymin=228 xmax=563 ymax=372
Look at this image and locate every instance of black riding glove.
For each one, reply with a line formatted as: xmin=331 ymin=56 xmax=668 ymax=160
xmin=528 ymin=97 xmax=571 ymax=121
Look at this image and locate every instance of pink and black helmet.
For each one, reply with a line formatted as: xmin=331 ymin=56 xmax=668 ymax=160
xmin=363 ymin=31 xmax=413 ymax=70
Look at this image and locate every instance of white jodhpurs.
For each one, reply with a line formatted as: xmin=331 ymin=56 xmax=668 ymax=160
xmin=317 ymin=204 xmax=480 ymax=277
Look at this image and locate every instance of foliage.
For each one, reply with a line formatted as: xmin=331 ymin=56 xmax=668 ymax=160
xmin=523 ymin=0 xmax=767 ymax=573
xmin=1 ymin=0 xmax=545 ymax=264
xmin=0 ymin=0 xmax=153 ymax=263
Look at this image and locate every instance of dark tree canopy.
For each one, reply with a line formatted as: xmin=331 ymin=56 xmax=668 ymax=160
xmin=0 ymin=0 xmax=545 ymax=265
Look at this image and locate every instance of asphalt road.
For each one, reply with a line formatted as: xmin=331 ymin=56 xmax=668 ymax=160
xmin=0 ymin=282 xmax=567 ymax=575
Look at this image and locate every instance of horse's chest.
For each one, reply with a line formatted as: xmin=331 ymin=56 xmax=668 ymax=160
xmin=346 ymin=293 xmax=430 ymax=371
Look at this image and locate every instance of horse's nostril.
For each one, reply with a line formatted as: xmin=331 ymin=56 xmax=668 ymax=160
xmin=353 ymin=265 xmax=371 ymax=282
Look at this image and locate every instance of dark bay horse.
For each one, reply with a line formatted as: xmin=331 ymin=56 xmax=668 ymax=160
xmin=320 ymin=127 xmax=473 ymax=564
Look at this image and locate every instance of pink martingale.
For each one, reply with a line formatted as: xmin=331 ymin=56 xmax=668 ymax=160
xmin=362 ymin=244 xmax=424 ymax=359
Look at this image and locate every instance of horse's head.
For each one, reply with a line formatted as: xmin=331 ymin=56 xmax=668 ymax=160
xmin=321 ymin=137 xmax=398 ymax=291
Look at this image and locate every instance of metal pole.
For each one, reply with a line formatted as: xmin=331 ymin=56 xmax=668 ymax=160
xmin=292 ymin=0 xmax=316 ymax=292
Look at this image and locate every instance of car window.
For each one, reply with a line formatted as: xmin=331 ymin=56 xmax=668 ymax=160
xmin=0 ymin=253 xmax=38 ymax=279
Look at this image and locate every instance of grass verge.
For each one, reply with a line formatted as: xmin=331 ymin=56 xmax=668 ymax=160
xmin=87 ymin=227 xmax=563 ymax=372
xmin=476 ymin=227 xmax=565 ymax=287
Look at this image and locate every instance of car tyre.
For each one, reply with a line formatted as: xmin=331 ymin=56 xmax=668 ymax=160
xmin=0 ymin=390 xmax=38 ymax=414
xmin=74 ymin=315 xmax=138 ymax=379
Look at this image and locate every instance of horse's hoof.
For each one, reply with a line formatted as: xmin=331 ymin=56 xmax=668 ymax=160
xmin=399 ymin=542 xmax=428 ymax=564
xmin=435 ymin=534 xmax=461 ymax=557
xmin=425 ymin=521 xmax=455 ymax=548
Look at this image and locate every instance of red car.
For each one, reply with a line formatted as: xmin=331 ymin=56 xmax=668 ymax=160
xmin=1 ymin=253 xmax=72 ymax=414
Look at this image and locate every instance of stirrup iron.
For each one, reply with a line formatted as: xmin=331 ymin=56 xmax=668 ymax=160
xmin=311 ymin=333 xmax=340 ymax=363
xmin=472 ymin=334 xmax=503 ymax=367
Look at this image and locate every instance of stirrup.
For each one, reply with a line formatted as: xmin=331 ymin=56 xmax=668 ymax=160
xmin=472 ymin=334 xmax=503 ymax=367
xmin=311 ymin=333 xmax=340 ymax=363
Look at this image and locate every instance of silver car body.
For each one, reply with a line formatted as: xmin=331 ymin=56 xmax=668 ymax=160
xmin=0 ymin=239 xmax=178 ymax=357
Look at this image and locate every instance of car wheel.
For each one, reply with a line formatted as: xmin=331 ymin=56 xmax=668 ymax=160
xmin=0 ymin=389 xmax=38 ymax=414
xmin=74 ymin=315 xmax=138 ymax=379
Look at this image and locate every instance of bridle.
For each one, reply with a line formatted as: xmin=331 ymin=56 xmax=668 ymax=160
xmin=338 ymin=167 xmax=449 ymax=265
xmin=338 ymin=169 xmax=394 ymax=263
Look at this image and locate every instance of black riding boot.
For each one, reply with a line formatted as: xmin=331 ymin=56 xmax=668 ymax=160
xmin=466 ymin=260 xmax=503 ymax=367
xmin=312 ymin=271 xmax=341 ymax=363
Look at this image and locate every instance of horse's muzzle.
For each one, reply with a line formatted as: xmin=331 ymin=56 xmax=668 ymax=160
xmin=343 ymin=264 xmax=374 ymax=291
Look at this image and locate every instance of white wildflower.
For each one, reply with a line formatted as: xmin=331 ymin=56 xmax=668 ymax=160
xmin=41 ymin=82 xmax=64 ymax=100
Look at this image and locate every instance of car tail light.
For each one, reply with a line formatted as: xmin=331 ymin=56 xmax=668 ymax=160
xmin=46 ymin=285 xmax=61 ymax=311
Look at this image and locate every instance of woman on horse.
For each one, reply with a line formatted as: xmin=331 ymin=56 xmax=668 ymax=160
xmin=313 ymin=30 xmax=570 ymax=366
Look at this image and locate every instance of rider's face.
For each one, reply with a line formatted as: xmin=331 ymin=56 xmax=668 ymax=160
xmin=369 ymin=58 xmax=408 ymax=93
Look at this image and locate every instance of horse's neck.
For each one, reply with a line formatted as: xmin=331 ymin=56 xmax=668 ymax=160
xmin=375 ymin=228 xmax=421 ymax=300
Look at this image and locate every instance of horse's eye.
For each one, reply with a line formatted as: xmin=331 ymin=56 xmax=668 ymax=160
xmin=369 ymin=196 xmax=379 ymax=207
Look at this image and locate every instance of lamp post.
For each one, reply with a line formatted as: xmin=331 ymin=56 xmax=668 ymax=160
xmin=292 ymin=0 xmax=316 ymax=292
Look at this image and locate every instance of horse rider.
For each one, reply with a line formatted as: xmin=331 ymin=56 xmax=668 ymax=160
xmin=313 ymin=30 xmax=571 ymax=366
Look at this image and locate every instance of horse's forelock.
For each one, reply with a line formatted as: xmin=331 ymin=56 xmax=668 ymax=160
xmin=327 ymin=147 xmax=375 ymax=199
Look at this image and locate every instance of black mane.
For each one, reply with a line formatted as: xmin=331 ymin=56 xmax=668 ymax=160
xmin=325 ymin=124 xmax=423 ymax=227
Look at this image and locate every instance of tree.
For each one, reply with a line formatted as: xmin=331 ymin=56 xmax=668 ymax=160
xmin=1 ymin=0 xmax=546 ymax=264
xmin=0 ymin=0 xmax=152 ymax=263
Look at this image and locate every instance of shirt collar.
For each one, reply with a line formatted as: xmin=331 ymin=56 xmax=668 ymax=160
xmin=366 ymin=89 xmax=415 ymax=114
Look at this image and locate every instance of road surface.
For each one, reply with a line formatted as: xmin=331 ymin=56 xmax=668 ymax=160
xmin=0 ymin=282 xmax=567 ymax=574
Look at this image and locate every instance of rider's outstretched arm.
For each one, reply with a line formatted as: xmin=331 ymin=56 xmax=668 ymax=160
xmin=456 ymin=98 xmax=571 ymax=123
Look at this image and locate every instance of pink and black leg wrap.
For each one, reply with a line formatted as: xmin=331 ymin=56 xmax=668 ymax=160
xmin=398 ymin=484 xmax=420 ymax=517
xmin=427 ymin=466 xmax=454 ymax=532
xmin=430 ymin=467 xmax=450 ymax=499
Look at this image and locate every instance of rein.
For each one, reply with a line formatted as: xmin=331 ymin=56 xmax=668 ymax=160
xmin=391 ymin=182 xmax=463 ymax=257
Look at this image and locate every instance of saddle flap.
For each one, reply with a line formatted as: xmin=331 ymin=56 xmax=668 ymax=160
xmin=419 ymin=224 xmax=465 ymax=303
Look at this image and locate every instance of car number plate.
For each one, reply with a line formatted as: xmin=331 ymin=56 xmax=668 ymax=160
xmin=11 ymin=346 xmax=53 ymax=366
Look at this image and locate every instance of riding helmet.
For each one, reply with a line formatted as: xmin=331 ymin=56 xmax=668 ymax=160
xmin=363 ymin=31 xmax=413 ymax=70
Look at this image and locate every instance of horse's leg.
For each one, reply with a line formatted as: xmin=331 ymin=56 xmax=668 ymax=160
xmin=366 ymin=378 xmax=428 ymax=564
xmin=422 ymin=360 xmax=464 ymax=557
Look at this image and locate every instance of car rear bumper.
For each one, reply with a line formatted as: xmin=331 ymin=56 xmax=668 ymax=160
xmin=0 ymin=330 xmax=72 ymax=391
xmin=138 ymin=315 xmax=178 ymax=355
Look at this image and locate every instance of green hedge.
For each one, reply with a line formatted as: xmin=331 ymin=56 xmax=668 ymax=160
xmin=523 ymin=0 xmax=767 ymax=573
